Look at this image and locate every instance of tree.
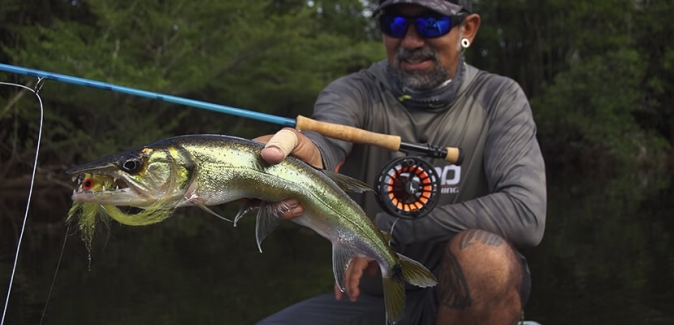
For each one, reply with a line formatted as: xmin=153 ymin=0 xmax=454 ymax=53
xmin=0 ymin=1 xmax=383 ymax=322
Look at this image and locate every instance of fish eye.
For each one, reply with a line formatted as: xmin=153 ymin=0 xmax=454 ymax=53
xmin=120 ymin=158 xmax=143 ymax=173
xmin=82 ymin=178 xmax=95 ymax=190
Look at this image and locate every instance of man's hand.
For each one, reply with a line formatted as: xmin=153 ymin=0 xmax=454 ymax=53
xmin=253 ymin=127 xmax=323 ymax=220
xmin=334 ymin=257 xmax=379 ymax=302
xmin=255 ymin=128 xmax=323 ymax=168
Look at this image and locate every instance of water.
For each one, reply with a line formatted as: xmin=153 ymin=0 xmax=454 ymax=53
xmin=1 ymin=172 xmax=673 ymax=324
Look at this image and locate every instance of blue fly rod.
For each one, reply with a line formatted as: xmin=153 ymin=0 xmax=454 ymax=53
xmin=0 ymin=63 xmax=463 ymax=164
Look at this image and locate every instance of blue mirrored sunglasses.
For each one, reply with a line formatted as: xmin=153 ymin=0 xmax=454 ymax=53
xmin=379 ymin=13 xmax=466 ymax=39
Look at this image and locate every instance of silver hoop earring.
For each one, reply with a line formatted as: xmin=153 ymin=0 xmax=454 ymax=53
xmin=461 ymin=38 xmax=471 ymax=48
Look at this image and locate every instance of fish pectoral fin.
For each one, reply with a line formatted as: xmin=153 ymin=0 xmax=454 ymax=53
xmin=233 ymin=199 xmax=262 ymax=227
xmin=332 ymin=244 xmax=359 ymax=292
xmin=255 ymin=202 xmax=284 ymax=253
xmin=194 ymin=203 xmax=232 ymax=223
xmin=322 ymin=170 xmax=372 ymax=193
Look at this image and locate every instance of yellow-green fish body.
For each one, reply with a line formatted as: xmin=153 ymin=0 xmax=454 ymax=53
xmin=67 ymin=134 xmax=436 ymax=324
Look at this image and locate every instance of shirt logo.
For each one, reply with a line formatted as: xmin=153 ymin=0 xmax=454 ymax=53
xmin=434 ymin=165 xmax=461 ymax=194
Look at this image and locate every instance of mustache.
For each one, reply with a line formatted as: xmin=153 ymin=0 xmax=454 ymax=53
xmin=395 ymin=47 xmax=439 ymax=63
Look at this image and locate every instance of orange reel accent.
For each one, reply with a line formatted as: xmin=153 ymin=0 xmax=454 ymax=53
xmin=375 ymin=157 xmax=440 ymax=219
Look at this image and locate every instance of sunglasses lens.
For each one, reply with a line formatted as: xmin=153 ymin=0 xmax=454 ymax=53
xmin=416 ymin=16 xmax=452 ymax=38
xmin=381 ymin=15 xmax=410 ymax=38
xmin=380 ymin=14 xmax=454 ymax=38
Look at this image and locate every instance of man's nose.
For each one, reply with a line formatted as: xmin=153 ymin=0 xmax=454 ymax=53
xmin=400 ymin=24 xmax=425 ymax=49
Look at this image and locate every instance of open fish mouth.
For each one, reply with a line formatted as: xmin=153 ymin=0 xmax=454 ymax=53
xmin=72 ymin=172 xmax=129 ymax=194
xmin=69 ymin=171 xmax=155 ymax=206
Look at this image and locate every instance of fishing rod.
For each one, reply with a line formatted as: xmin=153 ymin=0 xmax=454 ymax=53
xmin=1 ymin=62 xmax=465 ymax=219
xmin=0 ymin=63 xmax=463 ymax=164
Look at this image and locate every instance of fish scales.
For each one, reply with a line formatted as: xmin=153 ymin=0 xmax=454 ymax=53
xmin=166 ymin=136 xmax=390 ymax=260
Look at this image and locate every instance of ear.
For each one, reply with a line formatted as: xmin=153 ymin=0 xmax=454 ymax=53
xmin=461 ymin=13 xmax=481 ymax=44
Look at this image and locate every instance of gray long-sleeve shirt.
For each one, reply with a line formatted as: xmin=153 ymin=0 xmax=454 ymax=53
xmin=304 ymin=60 xmax=546 ymax=275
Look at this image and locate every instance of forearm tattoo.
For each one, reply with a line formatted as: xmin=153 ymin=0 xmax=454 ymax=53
xmin=437 ymin=248 xmax=472 ymax=309
xmin=458 ymin=229 xmax=505 ymax=249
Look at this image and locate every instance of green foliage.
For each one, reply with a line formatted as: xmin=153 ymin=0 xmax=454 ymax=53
xmin=0 ymin=0 xmax=384 ymax=157
xmin=470 ymin=0 xmax=673 ymax=180
xmin=534 ymin=49 xmax=668 ymax=171
xmin=0 ymin=1 xmax=382 ymax=322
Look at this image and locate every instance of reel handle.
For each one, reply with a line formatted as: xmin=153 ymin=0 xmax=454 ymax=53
xmin=296 ymin=115 xmax=463 ymax=164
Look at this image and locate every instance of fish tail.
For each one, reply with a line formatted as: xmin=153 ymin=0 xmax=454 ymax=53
xmin=382 ymin=264 xmax=406 ymax=324
xmin=397 ymin=253 xmax=438 ymax=288
xmin=382 ymin=254 xmax=438 ymax=324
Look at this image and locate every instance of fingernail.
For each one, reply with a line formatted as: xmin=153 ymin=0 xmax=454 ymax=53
xmin=261 ymin=147 xmax=285 ymax=164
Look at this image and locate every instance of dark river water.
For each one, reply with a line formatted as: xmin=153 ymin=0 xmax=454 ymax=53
xmin=1 ymin=171 xmax=673 ymax=325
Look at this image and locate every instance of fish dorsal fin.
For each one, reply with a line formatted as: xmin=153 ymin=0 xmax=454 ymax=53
xmin=194 ymin=203 xmax=232 ymax=223
xmin=332 ymin=244 xmax=358 ymax=292
xmin=322 ymin=170 xmax=372 ymax=193
xmin=255 ymin=201 xmax=288 ymax=253
xmin=233 ymin=199 xmax=262 ymax=227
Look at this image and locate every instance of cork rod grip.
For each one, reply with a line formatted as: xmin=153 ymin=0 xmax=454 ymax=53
xmin=296 ymin=115 xmax=402 ymax=151
xmin=296 ymin=115 xmax=463 ymax=164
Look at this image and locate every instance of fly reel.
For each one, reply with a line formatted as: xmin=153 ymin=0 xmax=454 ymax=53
xmin=375 ymin=156 xmax=441 ymax=220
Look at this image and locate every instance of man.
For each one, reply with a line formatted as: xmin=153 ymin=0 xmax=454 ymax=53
xmin=255 ymin=0 xmax=546 ymax=324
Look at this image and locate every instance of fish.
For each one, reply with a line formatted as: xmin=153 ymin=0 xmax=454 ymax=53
xmin=66 ymin=134 xmax=437 ymax=324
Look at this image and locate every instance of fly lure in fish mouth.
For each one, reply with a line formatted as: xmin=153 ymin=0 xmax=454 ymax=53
xmin=73 ymin=172 xmax=115 ymax=193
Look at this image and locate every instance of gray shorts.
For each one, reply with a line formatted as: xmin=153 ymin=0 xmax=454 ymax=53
xmin=257 ymin=253 xmax=531 ymax=325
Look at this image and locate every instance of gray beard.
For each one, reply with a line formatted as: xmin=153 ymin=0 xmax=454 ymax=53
xmin=393 ymin=47 xmax=451 ymax=91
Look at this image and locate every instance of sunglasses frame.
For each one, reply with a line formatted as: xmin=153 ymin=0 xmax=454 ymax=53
xmin=379 ymin=12 xmax=467 ymax=39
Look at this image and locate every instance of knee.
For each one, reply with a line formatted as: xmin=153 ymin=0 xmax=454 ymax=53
xmin=436 ymin=230 xmax=527 ymax=323
xmin=443 ymin=229 xmax=522 ymax=295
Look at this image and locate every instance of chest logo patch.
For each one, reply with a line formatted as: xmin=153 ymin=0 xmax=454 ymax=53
xmin=434 ymin=165 xmax=461 ymax=194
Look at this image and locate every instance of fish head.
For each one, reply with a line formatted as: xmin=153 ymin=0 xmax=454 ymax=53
xmin=67 ymin=145 xmax=195 ymax=207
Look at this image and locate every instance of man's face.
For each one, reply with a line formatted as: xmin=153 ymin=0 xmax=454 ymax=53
xmin=383 ymin=4 xmax=463 ymax=91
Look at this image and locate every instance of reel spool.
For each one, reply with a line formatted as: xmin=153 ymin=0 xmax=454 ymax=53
xmin=375 ymin=156 xmax=441 ymax=220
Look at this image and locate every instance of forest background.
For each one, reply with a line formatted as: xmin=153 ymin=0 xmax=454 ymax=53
xmin=1 ymin=0 xmax=673 ymax=324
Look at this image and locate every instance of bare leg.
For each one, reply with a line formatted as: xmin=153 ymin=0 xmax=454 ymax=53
xmin=436 ymin=229 xmax=527 ymax=325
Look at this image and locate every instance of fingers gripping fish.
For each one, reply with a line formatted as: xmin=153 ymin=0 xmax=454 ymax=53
xmin=66 ymin=134 xmax=437 ymax=324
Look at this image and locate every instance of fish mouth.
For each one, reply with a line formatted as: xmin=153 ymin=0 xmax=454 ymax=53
xmin=71 ymin=172 xmax=130 ymax=194
xmin=69 ymin=170 xmax=154 ymax=207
